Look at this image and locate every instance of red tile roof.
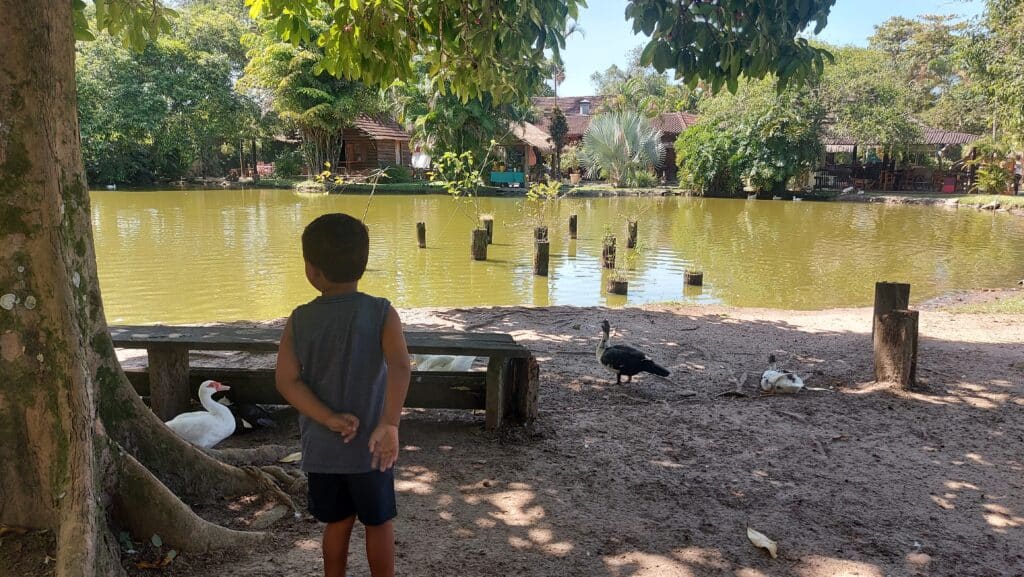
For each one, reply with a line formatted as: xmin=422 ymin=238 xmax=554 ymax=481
xmin=651 ymin=112 xmax=700 ymax=134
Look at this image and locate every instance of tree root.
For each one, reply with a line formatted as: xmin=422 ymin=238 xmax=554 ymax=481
xmin=113 ymin=449 xmax=267 ymax=553
xmin=212 ymin=445 xmax=299 ymax=466
xmin=241 ymin=466 xmax=300 ymax=512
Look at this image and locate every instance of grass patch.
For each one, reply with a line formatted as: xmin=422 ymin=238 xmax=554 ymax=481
xmin=949 ymin=293 xmax=1024 ymax=314
xmin=953 ymin=194 xmax=1024 ymax=208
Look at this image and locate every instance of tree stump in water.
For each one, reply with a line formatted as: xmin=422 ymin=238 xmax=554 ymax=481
xmin=569 ymin=214 xmax=578 ymax=239
xmin=684 ymin=270 xmax=703 ymax=286
xmin=607 ymin=279 xmax=628 ymax=295
xmin=602 ymin=236 xmax=616 ymax=269
xmin=873 ymin=282 xmax=910 ymax=333
xmin=481 ymin=216 xmax=494 ymax=244
xmin=534 ymin=240 xmax=550 ymax=276
xmin=627 ymin=220 xmax=638 ymax=248
xmin=416 ymin=222 xmax=426 ymax=248
xmin=534 ymin=226 xmax=548 ymax=242
xmin=471 ymin=229 xmax=488 ymax=261
xmin=874 ymin=309 xmax=919 ymax=388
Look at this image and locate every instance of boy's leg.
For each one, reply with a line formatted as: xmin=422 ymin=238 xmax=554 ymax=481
xmin=323 ymin=516 xmax=356 ymax=577
xmin=365 ymin=520 xmax=395 ymax=577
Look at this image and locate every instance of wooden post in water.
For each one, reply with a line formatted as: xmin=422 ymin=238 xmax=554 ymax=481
xmin=872 ymin=282 xmax=910 ymax=333
xmin=471 ymin=229 xmax=488 ymax=261
xmin=684 ymin=270 xmax=704 ymax=286
xmin=416 ymin=222 xmax=426 ymax=248
xmin=602 ymin=236 xmax=616 ymax=269
xmin=874 ymin=309 xmax=919 ymax=388
xmin=534 ymin=226 xmax=548 ymax=242
xmin=534 ymin=240 xmax=550 ymax=276
xmin=627 ymin=220 xmax=638 ymax=248
xmin=481 ymin=216 xmax=494 ymax=244
xmin=569 ymin=214 xmax=578 ymax=239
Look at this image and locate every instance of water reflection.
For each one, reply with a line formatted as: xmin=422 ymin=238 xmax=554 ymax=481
xmin=89 ymin=189 xmax=1024 ymax=323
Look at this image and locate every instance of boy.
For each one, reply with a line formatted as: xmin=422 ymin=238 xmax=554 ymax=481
xmin=276 ymin=213 xmax=411 ymax=577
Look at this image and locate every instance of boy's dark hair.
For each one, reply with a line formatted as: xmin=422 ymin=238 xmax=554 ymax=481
xmin=302 ymin=213 xmax=369 ymax=283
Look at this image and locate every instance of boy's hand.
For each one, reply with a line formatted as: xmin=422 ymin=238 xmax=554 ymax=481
xmin=368 ymin=424 xmax=399 ymax=472
xmin=324 ymin=413 xmax=359 ymax=443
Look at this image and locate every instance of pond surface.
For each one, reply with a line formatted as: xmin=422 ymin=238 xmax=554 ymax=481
xmin=90 ymin=189 xmax=1024 ymax=324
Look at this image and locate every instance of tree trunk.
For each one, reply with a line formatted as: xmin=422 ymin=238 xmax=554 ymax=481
xmin=1 ymin=4 xmax=276 ymax=576
xmin=251 ymin=136 xmax=260 ymax=183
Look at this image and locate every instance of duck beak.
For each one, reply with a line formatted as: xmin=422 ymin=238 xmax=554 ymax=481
xmin=213 ymin=381 xmax=231 ymax=392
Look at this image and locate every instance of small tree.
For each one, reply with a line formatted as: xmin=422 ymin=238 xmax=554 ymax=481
xmin=580 ymin=111 xmax=665 ymax=187
xmin=674 ymin=125 xmax=745 ymax=195
xmin=548 ymin=106 xmax=569 ymax=180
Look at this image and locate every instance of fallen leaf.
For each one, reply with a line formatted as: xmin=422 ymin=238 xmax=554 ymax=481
xmin=279 ymin=451 xmax=302 ymax=464
xmin=0 ymin=525 xmax=28 ymax=537
xmin=747 ymin=527 xmax=778 ymax=559
xmin=150 ymin=534 xmax=162 ymax=548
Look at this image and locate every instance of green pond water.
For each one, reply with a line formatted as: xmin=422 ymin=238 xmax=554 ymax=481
xmin=90 ymin=189 xmax=1024 ymax=324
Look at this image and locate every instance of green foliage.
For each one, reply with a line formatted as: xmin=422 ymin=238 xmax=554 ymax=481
xmin=429 ymin=150 xmax=488 ymax=224
xmin=624 ymin=0 xmax=836 ymax=93
xmin=73 ymin=0 xmax=178 ymax=48
xmin=243 ymin=0 xmax=585 ymax=105
xmin=591 ymin=46 xmax=703 ymax=115
xmin=76 ymin=2 xmax=256 ymax=183
xmin=579 ymin=112 xmax=665 ymax=188
xmin=548 ymin=106 xmax=569 ymax=178
xmin=627 ymin=170 xmax=659 ymax=188
xmin=697 ymin=78 xmax=824 ymax=193
xmin=817 ymin=45 xmax=921 ymax=148
xmin=383 ymin=165 xmax=416 ymax=183
xmin=560 ymin=144 xmax=581 ymax=175
xmin=272 ymin=149 xmax=304 ymax=178
xmin=972 ymin=164 xmax=1012 ymax=194
xmin=674 ymin=125 xmax=743 ymax=195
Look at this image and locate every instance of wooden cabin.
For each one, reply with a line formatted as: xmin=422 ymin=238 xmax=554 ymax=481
xmin=340 ymin=116 xmax=412 ymax=171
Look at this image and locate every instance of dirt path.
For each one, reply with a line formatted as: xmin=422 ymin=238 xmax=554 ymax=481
xmin=108 ymin=302 xmax=1018 ymax=577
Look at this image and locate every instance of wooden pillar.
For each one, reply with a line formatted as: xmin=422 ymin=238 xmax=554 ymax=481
xmin=506 ymin=356 xmax=539 ymax=425
xmin=602 ymin=236 xmax=616 ymax=269
xmin=627 ymin=220 xmax=638 ymax=248
xmin=684 ymin=270 xmax=704 ymax=286
xmin=416 ymin=222 xmax=426 ymax=248
xmin=534 ymin=240 xmax=550 ymax=276
xmin=569 ymin=214 xmax=578 ymax=239
xmin=873 ymin=282 xmax=910 ymax=334
xmin=534 ymin=226 xmax=548 ymax=241
xmin=148 ymin=345 xmax=191 ymax=420
xmin=471 ymin=229 xmax=488 ymax=261
xmin=874 ymin=309 xmax=919 ymax=388
xmin=481 ymin=216 xmax=494 ymax=244
xmin=485 ymin=356 xmax=509 ymax=430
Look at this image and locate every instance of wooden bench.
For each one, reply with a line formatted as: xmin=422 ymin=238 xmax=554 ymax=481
xmin=109 ymin=325 xmax=538 ymax=431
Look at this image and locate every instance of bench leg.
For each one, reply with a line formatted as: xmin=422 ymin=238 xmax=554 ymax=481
xmin=148 ymin=345 xmax=190 ymax=421
xmin=485 ymin=357 xmax=508 ymax=431
xmin=507 ymin=356 xmax=539 ymax=424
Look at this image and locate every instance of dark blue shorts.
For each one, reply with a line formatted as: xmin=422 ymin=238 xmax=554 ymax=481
xmin=307 ymin=469 xmax=397 ymax=526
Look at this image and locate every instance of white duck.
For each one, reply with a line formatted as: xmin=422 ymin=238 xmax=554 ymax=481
xmin=410 ymin=354 xmax=477 ymax=372
xmin=165 ymin=380 xmax=236 ymax=448
xmin=760 ymin=354 xmax=804 ymax=394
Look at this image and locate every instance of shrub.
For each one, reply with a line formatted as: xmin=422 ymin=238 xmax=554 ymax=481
xmin=383 ymin=165 xmax=416 ymax=183
xmin=580 ymin=112 xmax=665 ymax=187
xmin=626 ymin=170 xmax=660 ymax=188
xmin=674 ymin=125 xmax=744 ymax=195
xmin=273 ymin=149 xmax=304 ymax=178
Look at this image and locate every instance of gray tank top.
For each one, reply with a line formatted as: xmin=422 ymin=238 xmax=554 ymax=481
xmin=290 ymin=292 xmax=390 ymax=474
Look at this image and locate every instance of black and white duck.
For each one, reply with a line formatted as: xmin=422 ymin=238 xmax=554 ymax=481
xmin=596 ymin=319 xmax=670 ymax=384
xmin=759 ymin=354 xmax=804 ymax=394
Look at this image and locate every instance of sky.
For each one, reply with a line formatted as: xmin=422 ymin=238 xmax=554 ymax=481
xmin=556 ymin=0 xmax=986 ymax=97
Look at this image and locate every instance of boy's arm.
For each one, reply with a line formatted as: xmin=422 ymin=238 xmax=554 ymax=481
xmin=276 ymin=317 xmax=358 ymax=442
xmin=369 ymin=305 xmax=411 ymax=471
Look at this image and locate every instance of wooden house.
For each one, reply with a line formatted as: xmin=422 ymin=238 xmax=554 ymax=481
xmin=339 ymin=116 xmax=413 ymax=171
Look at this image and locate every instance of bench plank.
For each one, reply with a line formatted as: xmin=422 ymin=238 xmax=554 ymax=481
xmin=124 ymin=367 xmax=486 ymax=411
xmin=109 ymin=325 xmax=531 ymax=357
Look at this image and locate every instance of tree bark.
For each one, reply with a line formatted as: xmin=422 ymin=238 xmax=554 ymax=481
xmin=873 ymin=309 xmax=919 ymax=388
xmin=1 ymin=4 xmax=276 ymax=576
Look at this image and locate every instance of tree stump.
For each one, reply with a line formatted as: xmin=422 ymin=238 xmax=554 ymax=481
xmin=607 ymin=279 xmax=628 ymax=295
xmin=534 ymin=226 xmax=548 ymax=242
xmin=534 ymin=240 xmax=550 ymax=276
xmin=873 ymin=282 xmax=910 ymax=333
xmin=481 ymin=216 xmax=494 ymax=244
xmin=627 ymin=220 xmax=638 ymax=248
xmin=416 ymin=222 xmax=426 ymax=248
xmin=569 ymin=214 xmax=578 ymax=239
xmin=471 ymin=229 xmax=488 ymax=261
xmin=874 ymin=309 xmax=919 ymax=388
xmin=684 ymin=270 xmax=704 ymax=286
xmin=602 ymin=237 xmax=616 ymax=269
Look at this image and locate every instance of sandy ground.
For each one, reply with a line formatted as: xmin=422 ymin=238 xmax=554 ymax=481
xmin=4 ymin=296 xmax=1024 ymax=577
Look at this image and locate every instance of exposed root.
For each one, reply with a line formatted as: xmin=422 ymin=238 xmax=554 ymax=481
xmin=113 ymin=449 xmax=268 ymax=553
xmin=258 ymin=465 xmax=307 ymax=494
xmin=242 ymin=466 xmax=299 ymax=512
xmin=212 ymin=445 xmax=298 ymax=466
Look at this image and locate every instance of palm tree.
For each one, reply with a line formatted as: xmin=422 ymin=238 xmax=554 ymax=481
xmin=579 ymin=111 xmax=665 ymax=187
